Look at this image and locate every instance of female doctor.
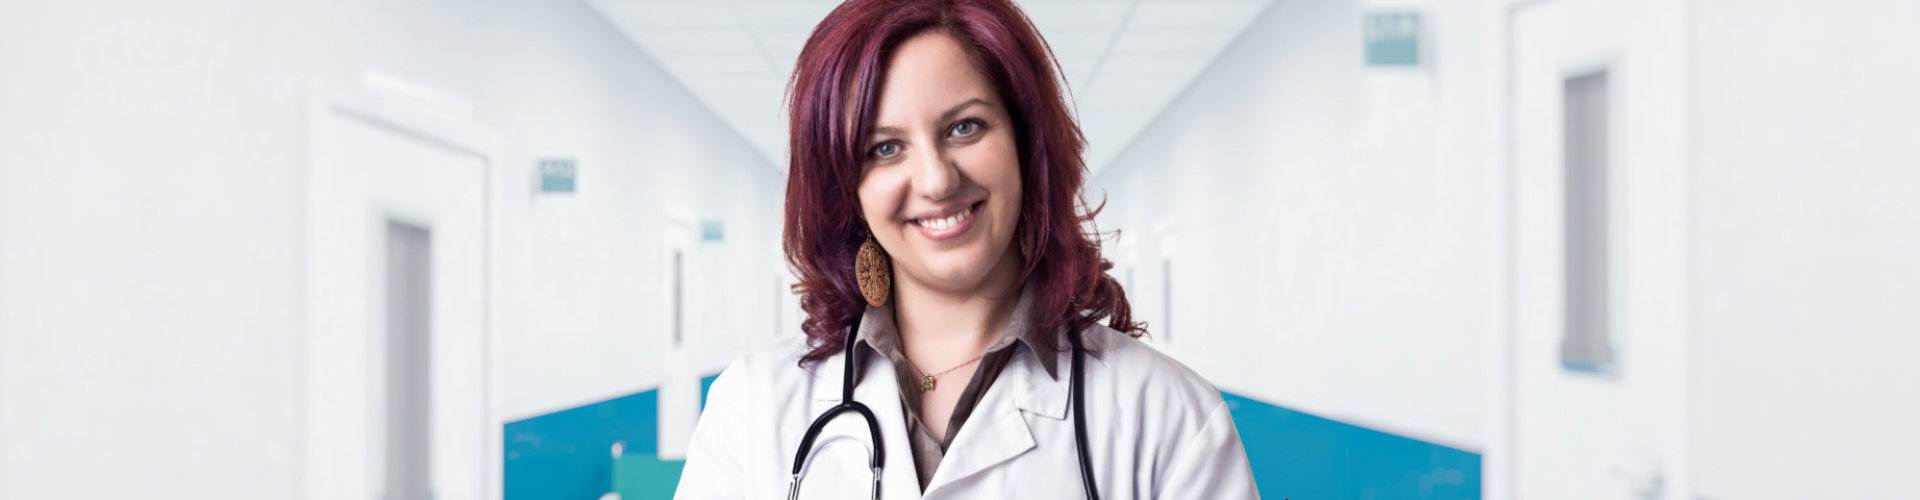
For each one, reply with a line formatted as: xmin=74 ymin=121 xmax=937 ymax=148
xmin=674 ymin=0 xmax=1258 ymax=498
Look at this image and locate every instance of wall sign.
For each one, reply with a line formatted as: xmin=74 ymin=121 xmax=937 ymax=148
xmin=1364 ymin=11 xmax=1422 ymax=67
xmin=539 ymin=158 xmax=576 ymax=194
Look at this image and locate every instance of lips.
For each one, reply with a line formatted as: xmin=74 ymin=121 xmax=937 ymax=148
xmin=907 ymin=200 xmax=983 ymax=242
xmin=913 ymin=203 xmax=973 ymax=230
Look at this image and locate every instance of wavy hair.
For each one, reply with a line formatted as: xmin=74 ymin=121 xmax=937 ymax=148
xmin=783 ymin=0 xmax=1145 ymax=365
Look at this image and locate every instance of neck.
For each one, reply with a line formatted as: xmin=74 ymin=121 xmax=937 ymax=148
xmin=891 ymin=248 xmax=1023 ymax=367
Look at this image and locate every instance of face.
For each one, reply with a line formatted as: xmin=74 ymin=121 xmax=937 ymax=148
xmin=857 ymin=31 xmax=1023 ymax=298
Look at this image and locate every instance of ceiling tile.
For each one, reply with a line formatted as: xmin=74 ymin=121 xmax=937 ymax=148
xmin=664 ymin=55 xmax=779 ymax=76
xmin=1021 ymin=3 xmax=1131 ymax=31
xmin=1079 ymin=75 xmax=1190 ymax=110
xmin=590 ymin=0 xmax=738 ymax=30
xmin=1056 ymin=57 xmax=1099 ymax=92
xmin=735 ymin=1 xmax=844 ymax=29
xmin=1094 ymin=54 xmax=1214 ymax=78
xmin=1035 ymin=31 xmax=1114 ymax=58
xmin=685 ymin=75 xmax=788 ymax=101
xmin=1108 ymin=30 xmax=1239 ymax=56
xmin=1127 ymin=2 xmax=1271 ymax=30
xmin=756 ymin=27 xmax=814 ymax=69
xmin=631 ymin=29 xmax=765 ymax=56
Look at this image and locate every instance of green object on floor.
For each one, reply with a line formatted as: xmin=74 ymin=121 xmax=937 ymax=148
xmin=611 ymin=455 xmax=687 ymax=500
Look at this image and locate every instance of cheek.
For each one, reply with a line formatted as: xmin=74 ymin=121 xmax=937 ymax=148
xmin=856 ymin=170 xmax=906 ymax=228
xmin=968 ymin=137 xmax=1022 ymax=207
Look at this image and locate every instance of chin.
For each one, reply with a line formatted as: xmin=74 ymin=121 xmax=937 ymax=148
xmin=907 ymin=244 xmax=1013 ymax=293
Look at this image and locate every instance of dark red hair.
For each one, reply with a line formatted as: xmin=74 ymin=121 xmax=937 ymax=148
xmin=783 ymin=0 xmax=1144 ymax=365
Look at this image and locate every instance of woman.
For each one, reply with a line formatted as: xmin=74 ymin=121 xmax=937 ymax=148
xmin=674 ymin=0 xmax=1257 ymax=498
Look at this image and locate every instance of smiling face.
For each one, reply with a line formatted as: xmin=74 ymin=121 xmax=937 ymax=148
xmin=856 ymin=31 xmax=1024 ymax=299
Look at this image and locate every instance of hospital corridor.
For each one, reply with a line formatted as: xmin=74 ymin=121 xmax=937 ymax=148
xmin=0 ymin=0 xmax=1915 ymax=498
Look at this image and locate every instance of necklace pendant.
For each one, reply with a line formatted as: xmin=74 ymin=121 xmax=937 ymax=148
xmin=921 ymin=376 xmax=936 ymax=391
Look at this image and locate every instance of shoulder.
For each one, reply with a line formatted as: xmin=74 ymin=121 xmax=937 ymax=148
xmin=705 ymin=336 xmax=820 ymax=403
xmin=733 ymin=335 xmax=818 ymax=374
xmin=1075 ymin=325 xmax=1247 ymax=476
xmin=1077 ymin=324 xmax=1226 ymax=415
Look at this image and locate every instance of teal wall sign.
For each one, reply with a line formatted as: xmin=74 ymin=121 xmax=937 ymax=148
xmin=1365 ymin=11 xmax=1422 ymax=67
xmin=539 ymin=158 xmax=577 ymax=194
xmin=700 ymin=220 xmax=724 ymax=242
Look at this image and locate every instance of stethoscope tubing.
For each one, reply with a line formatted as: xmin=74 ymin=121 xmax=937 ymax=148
xmin=787 ymin=314 xmax=1098 ymax=500
xmin=1070 ymin=329 xmax=1100 ymax=500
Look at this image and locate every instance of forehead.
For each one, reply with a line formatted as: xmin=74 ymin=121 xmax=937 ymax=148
xmin=871 ymin=32 xmax=995 ymax=121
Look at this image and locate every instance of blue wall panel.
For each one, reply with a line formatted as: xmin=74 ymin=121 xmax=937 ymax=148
xmin=1223 ymin=392 xmax=1480 ymax=499
xmin=504 ymin=390 xmax=659 ymax=500
xmin=504 ymin=375 xmax=720 ymax=499
xmin=505 ymin=376 xmax=1479 ymax=499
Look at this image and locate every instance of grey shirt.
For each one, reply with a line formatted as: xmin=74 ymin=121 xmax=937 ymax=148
xmin=850 ymin=284 xmax=1060 ymax=491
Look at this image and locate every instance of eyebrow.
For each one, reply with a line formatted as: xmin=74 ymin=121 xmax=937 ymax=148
xmin=870 ymin=97 xmax=992 ymax=138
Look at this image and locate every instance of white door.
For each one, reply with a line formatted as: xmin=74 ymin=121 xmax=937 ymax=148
xmin=656 ymin=208 xmax=702 ymax=460
xmin=1507 ymin=0 xmax=1691 ymax=498
xmin=304 ymin=93 xmax=496 ymax=500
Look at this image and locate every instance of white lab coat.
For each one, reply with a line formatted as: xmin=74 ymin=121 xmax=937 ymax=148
xmin=672 ymin=323 xmax=1260 ymax=499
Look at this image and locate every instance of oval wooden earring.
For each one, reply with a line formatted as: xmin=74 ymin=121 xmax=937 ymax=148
xmin=855 ymin=234 xmax=891 ymax=307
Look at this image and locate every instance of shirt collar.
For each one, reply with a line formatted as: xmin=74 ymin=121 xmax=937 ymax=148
xmin=851 ymin=280 xmax=1059 ymax=382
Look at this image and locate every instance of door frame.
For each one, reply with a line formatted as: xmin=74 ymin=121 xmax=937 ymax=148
xmin=302 ymin=75 xmax=506 ymax=500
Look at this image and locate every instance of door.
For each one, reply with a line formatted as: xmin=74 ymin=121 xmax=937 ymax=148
xmin=656 ymin=208 xmax=702 ymax=460
xmin=1507 ymin=0 xmax=1691 ymax=498
xmin=305 ymin=90 xmax=496 ymax=500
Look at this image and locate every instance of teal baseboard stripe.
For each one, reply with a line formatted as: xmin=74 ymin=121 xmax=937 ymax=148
xmin=506 ymin=376 xmax=1480 ymax=499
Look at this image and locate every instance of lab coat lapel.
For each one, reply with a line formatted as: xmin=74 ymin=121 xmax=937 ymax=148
xmin=811 ymin=347 xmax=924 ymax=499
xmin=922 ymin=347 xmax=1069 ymax=496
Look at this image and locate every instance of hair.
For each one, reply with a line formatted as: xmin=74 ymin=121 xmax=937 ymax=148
xmin=783 ymin=0 xmax=1145 ymax=365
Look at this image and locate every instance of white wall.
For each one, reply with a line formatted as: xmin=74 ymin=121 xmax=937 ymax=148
xmin=0 ymin=0 xmax=781 ymax=497
xmin=1689 ymin=0 xmax=1920 ymax=497
xmin=1090 ymin=0 xmax=1499 ymax=450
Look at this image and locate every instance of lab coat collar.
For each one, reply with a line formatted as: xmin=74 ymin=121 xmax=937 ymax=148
xmin=921 ymin=331 xmax=1074 ymax=496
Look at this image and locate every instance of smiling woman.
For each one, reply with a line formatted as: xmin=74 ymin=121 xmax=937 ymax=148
xmin=673 ymin=0 xmax=1259 ymax=498
xmin=782 ymin=0 xmax=1137 ymax=368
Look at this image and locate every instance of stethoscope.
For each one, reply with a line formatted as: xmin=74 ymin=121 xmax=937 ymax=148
xmin=786 ymin=314 xmax=1100 ymax=500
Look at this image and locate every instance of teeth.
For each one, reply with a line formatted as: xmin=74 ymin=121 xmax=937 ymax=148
xmin=917 ymin=205 xmax=972 ymax=231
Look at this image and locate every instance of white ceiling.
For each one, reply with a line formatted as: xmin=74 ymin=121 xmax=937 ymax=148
xmin=588 ymin=0 xmax=1274 ymax=175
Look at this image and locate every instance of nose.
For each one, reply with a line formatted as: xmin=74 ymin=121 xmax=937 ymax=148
xmin=910 ymin=146 xmax=962 ymax=202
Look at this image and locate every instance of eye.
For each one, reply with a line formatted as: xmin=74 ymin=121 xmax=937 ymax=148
xmin=949 ymin=119 xmax=985 ymax=138
xmin=869 ymin=142 xmax=902 ymax=159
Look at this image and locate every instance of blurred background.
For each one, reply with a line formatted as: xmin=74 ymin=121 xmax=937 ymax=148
xmin=1 ymin=0 xmax=1915 ymax=498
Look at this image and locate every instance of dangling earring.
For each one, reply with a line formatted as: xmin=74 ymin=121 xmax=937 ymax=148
xmin=855 ymin=233 xmax=891 ymax=307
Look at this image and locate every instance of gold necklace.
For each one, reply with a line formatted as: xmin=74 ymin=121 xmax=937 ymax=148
xmin=911 ymin=354 xmax=983 ymax=392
